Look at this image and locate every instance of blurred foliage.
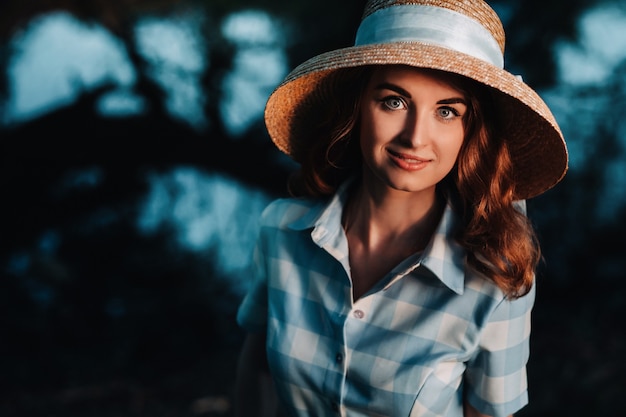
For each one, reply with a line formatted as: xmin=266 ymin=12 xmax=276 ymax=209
xmin=1 ymin=0 xmax=625 ymax=416
xmin=492 ymin=0 xmax=590 ymax=87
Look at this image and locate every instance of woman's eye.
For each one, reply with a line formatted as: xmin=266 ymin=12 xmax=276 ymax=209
xmin=383 ymin=97 xmax=405 ymax=110
xmin=437 ymin=107 xmax=459 ymax=120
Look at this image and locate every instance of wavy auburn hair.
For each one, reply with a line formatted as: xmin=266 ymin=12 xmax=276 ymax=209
xmin=288 ymin=65 xmax=539 ymax=299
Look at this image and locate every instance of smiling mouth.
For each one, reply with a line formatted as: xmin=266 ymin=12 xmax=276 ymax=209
xmin=388 ymin=149 xmax=430 ymax=164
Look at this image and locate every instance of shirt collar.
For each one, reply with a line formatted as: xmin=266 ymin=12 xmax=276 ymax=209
xmin=287 ymin=180 xmax=467 ymax=294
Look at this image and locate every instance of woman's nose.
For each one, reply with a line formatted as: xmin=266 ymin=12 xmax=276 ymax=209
xmin=400 ymin=110 xmax=429 ymax=147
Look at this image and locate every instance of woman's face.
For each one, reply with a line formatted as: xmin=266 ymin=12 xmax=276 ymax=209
xmin=359 ymin=65 xmax=467 ymax=195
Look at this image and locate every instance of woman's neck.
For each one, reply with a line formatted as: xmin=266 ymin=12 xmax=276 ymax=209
xmin=343 ymin=181 xmax=443 ymax=254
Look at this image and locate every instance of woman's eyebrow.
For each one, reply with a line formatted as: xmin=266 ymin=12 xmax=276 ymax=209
xmin=374 ymin=82 xmax=411 ymax=98
xmin=374 ymin=82 xmax=466 ymax=105
xmin=437 ymin=98 xmax=467 ymax=105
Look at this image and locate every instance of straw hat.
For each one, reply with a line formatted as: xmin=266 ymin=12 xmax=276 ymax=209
xmin=264 ymin=0 xmax=568 ymax=199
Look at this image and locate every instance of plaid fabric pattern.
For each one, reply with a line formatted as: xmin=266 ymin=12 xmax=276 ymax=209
xmin=237 ymin=182 xmax=534 ymax=417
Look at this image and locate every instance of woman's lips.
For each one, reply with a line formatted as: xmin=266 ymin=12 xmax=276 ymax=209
xmin=387 ymin=149 xmax=430 ymax=171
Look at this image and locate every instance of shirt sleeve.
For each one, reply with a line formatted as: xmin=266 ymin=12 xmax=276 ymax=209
xmin=236 ymin=225 xmax=269 ymax=333
xmin=464 ymin=282 xmax=535 ymax=417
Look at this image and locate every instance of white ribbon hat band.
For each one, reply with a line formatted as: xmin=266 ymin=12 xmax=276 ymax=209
xmin=355 ymin=5 xmax=504 ymax=68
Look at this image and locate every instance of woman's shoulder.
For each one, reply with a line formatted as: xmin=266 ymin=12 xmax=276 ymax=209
xmin=259 ymin=195 xmax=327 ymax=229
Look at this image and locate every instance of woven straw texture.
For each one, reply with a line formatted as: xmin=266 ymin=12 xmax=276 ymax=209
xmin=264 ymin=0 xmax=568 ymax=199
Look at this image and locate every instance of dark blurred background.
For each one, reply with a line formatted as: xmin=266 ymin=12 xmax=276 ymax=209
xmin=1 ymin=0 xmax=625 ymax=416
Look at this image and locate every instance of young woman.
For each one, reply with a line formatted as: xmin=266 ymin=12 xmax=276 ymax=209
xmin=235 ymin=1 xmax=568 ymax=416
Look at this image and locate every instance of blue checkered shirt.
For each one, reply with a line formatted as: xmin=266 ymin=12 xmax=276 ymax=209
xmin=237 ymin=181 xmax=534 ymax=417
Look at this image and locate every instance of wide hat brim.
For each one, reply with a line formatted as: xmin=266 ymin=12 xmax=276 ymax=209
xmin=264 ymin=42 xmax=569 ymax=200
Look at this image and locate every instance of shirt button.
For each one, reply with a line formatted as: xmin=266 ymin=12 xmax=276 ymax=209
xmin=353 ymin=309 xmax=365 ymax=319
xmin=335 ymin=353 xmax=343 ymax=364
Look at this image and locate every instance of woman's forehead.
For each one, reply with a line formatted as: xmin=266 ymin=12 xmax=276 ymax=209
xmin=367 ymin=65 xmax=466 ymax=96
